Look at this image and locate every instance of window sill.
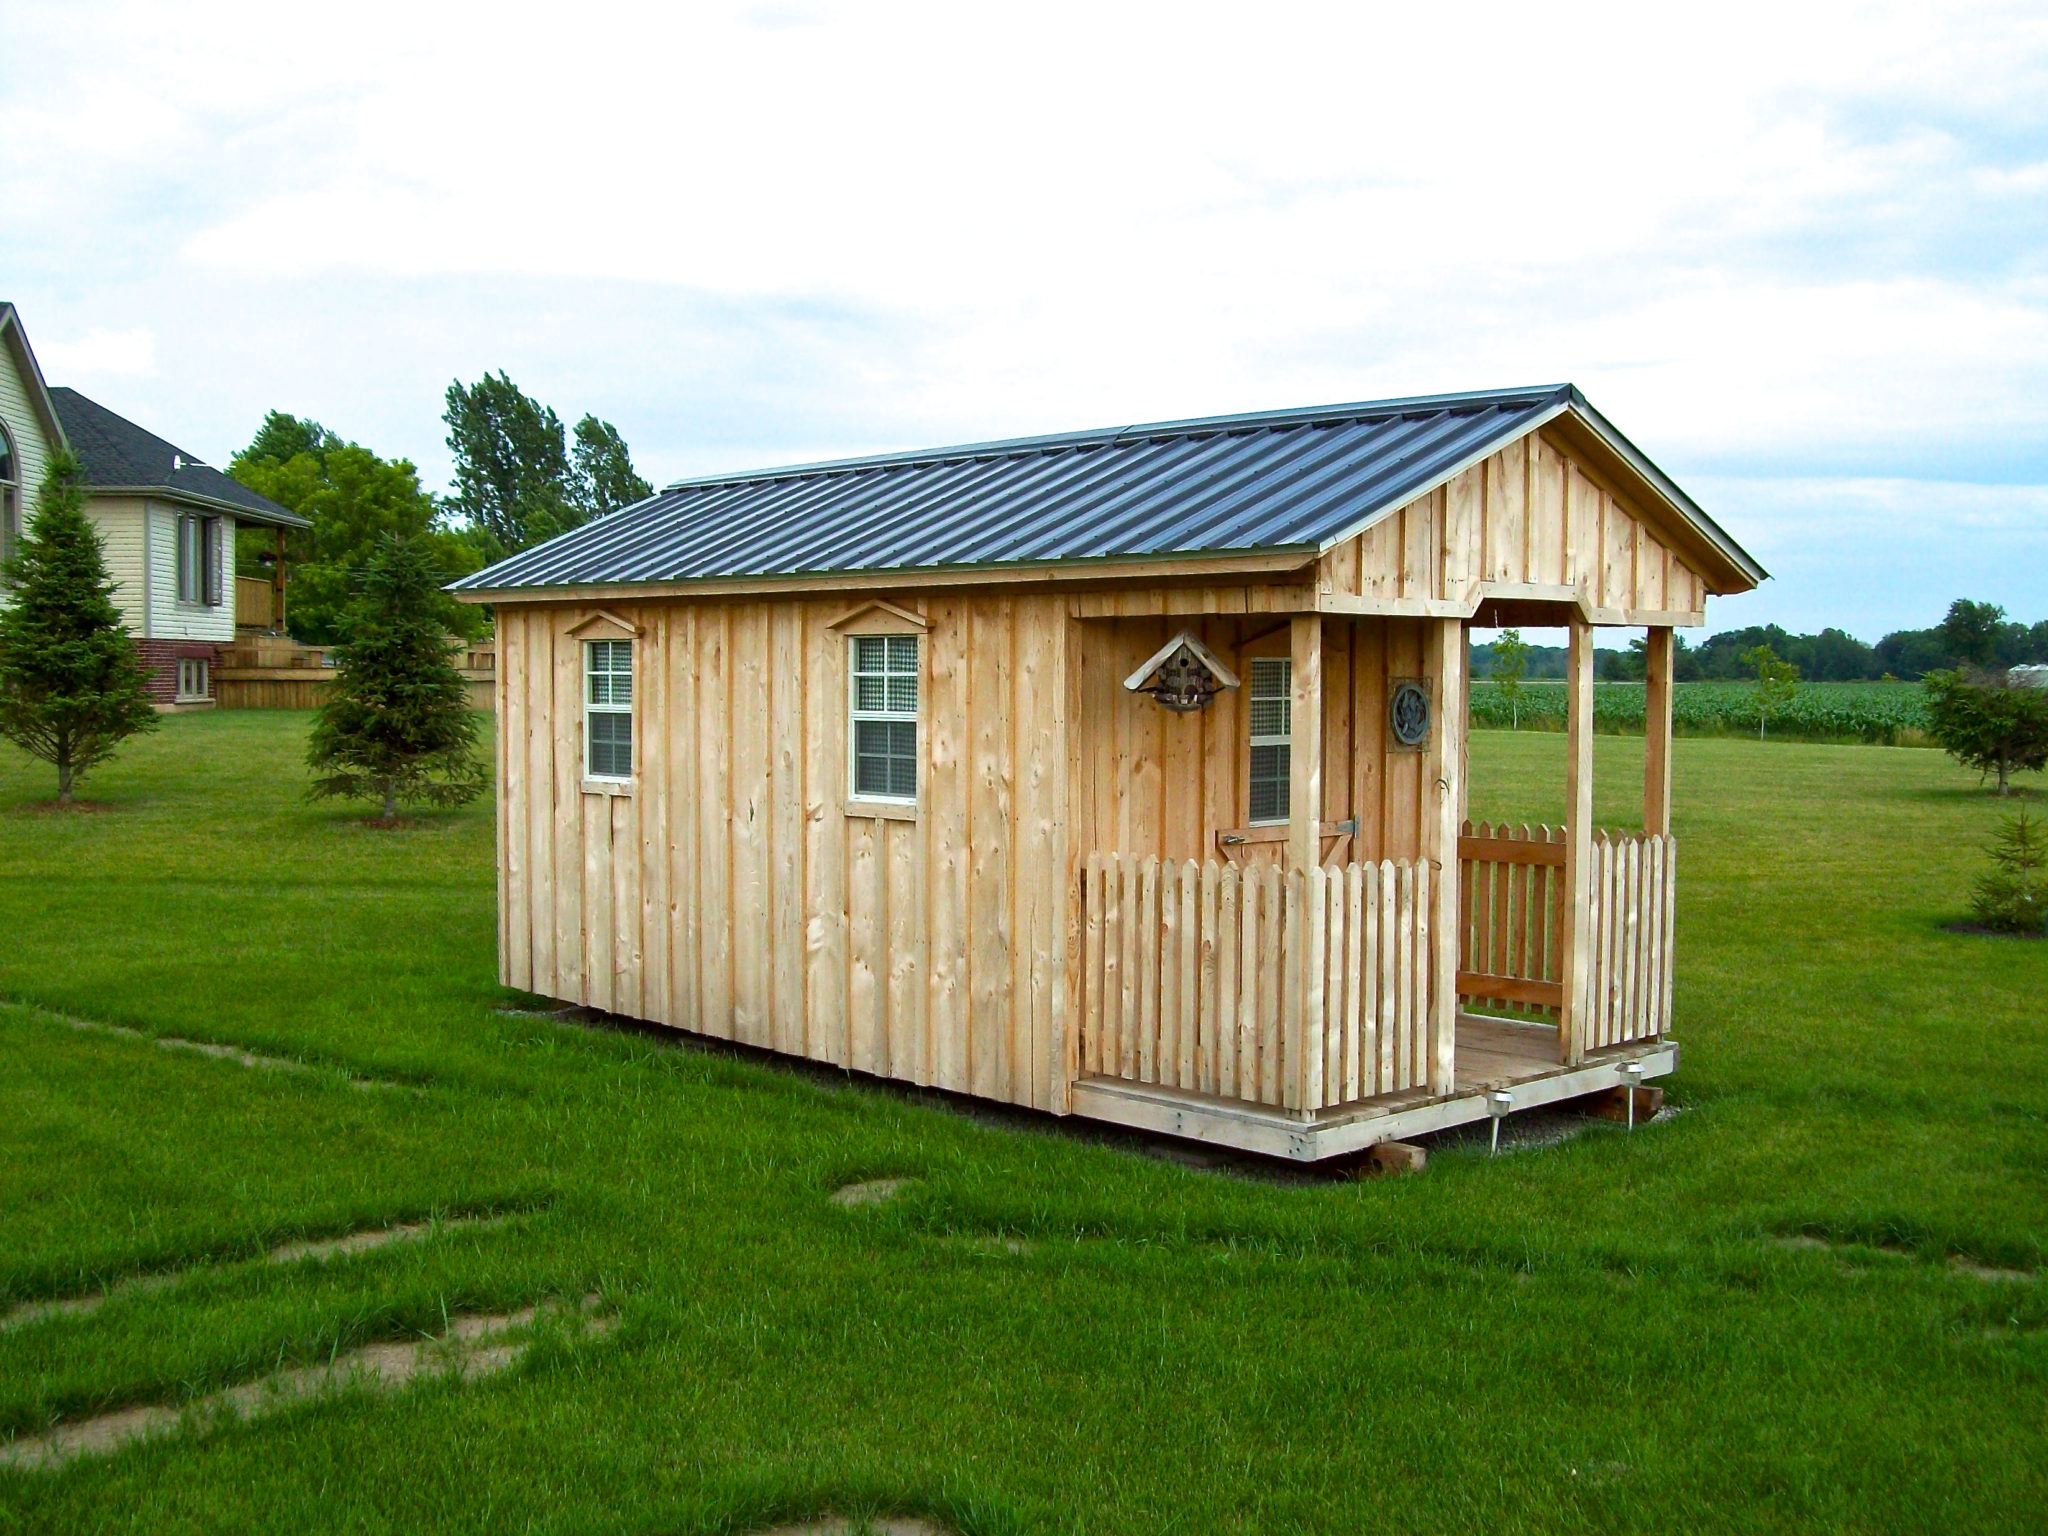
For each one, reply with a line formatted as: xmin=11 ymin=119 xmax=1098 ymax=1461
xmin=582 ymin=778 xmax=635 ymax=797
xmin=844 ymin=798 xmax=917 ymax=823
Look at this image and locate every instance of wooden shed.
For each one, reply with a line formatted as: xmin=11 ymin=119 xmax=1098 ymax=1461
xmin=453 ymin=385 xmax=1764 ymax=1160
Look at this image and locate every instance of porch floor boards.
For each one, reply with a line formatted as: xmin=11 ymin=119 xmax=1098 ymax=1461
xmin=1067 ymin=1013 xmax=1678 ymax=1162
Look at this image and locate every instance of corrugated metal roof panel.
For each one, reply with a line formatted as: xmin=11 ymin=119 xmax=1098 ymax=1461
xmin=452 ymin=383 xmax=1755 ymax=593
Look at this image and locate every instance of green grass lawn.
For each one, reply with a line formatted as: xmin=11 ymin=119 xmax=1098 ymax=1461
xmin=0 ymin=713 xmax=2043 ymax=1533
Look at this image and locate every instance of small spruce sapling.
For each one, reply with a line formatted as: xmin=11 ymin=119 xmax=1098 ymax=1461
xmin=1970 ymin=807 xmax=2046 ymax=935
xmin=306 ymin=535 xmax=486 ymax=822
xmin=0 ymin=451 xmax=159 ymax=803
xmin=1491 ymin=628 xmax=1530 ymax=729
xmin=1741 ymin=643 xmax=1800 ymax=739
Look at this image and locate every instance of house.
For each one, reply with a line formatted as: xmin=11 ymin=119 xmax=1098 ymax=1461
xmin=451 ymin=385 xmax=1766 ymax=1160
xmin=0 ymin=303 xmax=308 ymax=708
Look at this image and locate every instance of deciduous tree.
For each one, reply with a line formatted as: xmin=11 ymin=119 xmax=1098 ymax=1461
xmin=1742 ymin=643 xmax=1800 ymax=739
xmin=444 ymin=373 xmax=654 ymax=557
xmin=571 ymin=415 xmax=654 ymax=518
xmin=230 ymin=413 xmax=487 ymax=644
xmin=1490 ymin=628 xmax=1529 ymax=728
xmin=1939 ymin=599 xmax=2005 ymax=668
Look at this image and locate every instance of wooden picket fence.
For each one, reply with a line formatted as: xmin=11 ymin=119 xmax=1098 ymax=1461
xmin=1585 ymin=831 xmax=1676 ymax=1048
xmin=1079 ymin=853 xmax=1434 ymax=1115
xmin=1456 ymin=820 xmax=1673 ymax=1047
xmin=1456 ymin=821 xmax=1567 ymax=1018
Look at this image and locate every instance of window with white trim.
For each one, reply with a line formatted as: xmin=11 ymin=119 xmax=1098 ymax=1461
xmin=1247 ymin=656 xmax=1291 ymax=824
xmin=850 ymin=634 xmax=919 ymax=802
xmin=0 ymin=421 xmax=17 ymax=569
xmin=176 ymin=514 xmax=222 ymax=605
xmin=175 ymin=658 xmax=210 ymax=702
xmin=584 ymin=640 xmax=633 ymax=779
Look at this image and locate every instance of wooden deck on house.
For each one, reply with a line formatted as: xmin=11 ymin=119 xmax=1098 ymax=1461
xmin=1068 ymin=1013 xmax=1678 ymax=1162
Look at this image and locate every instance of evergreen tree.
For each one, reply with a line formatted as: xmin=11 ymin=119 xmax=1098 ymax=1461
xmin=0 ymin=452 xmax=158 ymax=803
xmin=1971 ymin=808 xmax=2047 ymax=934
xmin=1924 ymin=669 xmax=2048 ymax=796
xmin=306 ymin=536 xmax=487 ymax=822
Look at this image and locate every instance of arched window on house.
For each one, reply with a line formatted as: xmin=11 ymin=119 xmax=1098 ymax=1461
xmin=0 ymin=420 xmax=18 ymax=566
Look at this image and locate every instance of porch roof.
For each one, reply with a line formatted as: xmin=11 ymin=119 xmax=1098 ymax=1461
xmin=452 ymin=384 xmax=1763 ymax=597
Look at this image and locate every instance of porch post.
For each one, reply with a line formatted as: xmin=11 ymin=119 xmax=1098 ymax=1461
xmin=1643 ymin=626 xmax=1674 ymax=835
xmin=1287 ymin=615 xmax=1323 ymax=873
xmin=1558 ymin=613 xmax=1596 ymax=1065
xmin=1425 ymin=616 xmax=1465 ymax=1095
xmin=274 ymin=525 xmax=288 ymax=631
xmin=1287 ymin=615 xmax=1323 ymax=1116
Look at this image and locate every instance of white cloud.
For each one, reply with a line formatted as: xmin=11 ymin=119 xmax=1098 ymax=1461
xmin=37 ymin=327 xmax=156 ymax=377
xmin=2 ymin=0 xmax=2044 ymax=636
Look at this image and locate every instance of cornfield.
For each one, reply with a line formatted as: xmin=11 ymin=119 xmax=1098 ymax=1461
xmin=1468 ymin=680 xmax=1931 ymax=744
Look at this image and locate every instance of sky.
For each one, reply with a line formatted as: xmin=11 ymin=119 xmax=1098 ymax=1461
xmin=2 ymin=0 xmax=2044 ymax=641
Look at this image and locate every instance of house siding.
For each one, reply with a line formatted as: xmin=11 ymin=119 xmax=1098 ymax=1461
xmin=0 ymin=336 xmax=56 ymax=581
xmin=82 ymin=495 xmax=151 ymax=635
xmin=144 ymin=501 xmax=236 ymax=643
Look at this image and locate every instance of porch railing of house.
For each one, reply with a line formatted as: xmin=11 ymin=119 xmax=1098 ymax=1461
xmin=1456 ymin=821 xmax=1674 ymax=1048
xmin=1079 ymin=853 xmax=1435 ymax=1115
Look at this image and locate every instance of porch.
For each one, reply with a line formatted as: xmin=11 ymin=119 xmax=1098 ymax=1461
xmin=1071 ymin=1018 xmax=1679 ymax=1163
xmin=1066 ymin=610 xmax=1683 ymax=1159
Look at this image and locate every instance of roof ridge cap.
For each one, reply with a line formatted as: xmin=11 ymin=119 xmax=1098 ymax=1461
xmin=660 ymin=384 xmax=1574 ymax=493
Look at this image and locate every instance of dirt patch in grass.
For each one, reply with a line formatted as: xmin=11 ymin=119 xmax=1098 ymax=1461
xmin=1949 ymin=1256 xmax=2037 ymax=1284
xmin=11 ymin=800 xmax=119 ymax=816
xmin=756 ymin=1522 xmax=952 ymax=1536
xmin=1 ymin=1215 xmax=509 ymax=1331
xmin=830 ymin=1179 xmax=911 ymax=1209
xmin=0 ymin=1296 xmax=612 ymax=1470
xmin=26 ymin=1004 xmax=404 ymax=1090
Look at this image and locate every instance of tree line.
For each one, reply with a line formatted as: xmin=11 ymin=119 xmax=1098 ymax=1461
xmin=229 ymin=371 xmax=654 ymax=643
xmin=1472 ymin=603 xmax=2048 ymax=683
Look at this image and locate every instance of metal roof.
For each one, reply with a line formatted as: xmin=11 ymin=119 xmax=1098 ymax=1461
xmin=453 ymin=383 xmax=1760 ymax=593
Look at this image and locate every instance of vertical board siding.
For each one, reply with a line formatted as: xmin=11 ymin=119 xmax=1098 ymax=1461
xmin=1318 ymin=431 xmax=1713 ymax=615
xmin=1074 ymin=613 xmax=1431 ymax=870
xmin=1078 ymin=855 xmax=1432 ymax=1112
xmin=502 ymin=594 xmax=1070 ymax=1113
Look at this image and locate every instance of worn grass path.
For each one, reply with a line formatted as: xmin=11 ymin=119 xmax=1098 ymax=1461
xmin=0 ymin=713 xmax=2042 ymax=1533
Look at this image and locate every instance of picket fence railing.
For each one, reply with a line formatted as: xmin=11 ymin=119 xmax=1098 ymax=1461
xmin=1456 ymin=820 xmax=1673 ymax=1047
xmin=1584 ymin=830 xmax=1676 ymax=1048
xmin=1079 ymin=853 xmax=1435 ymax=1115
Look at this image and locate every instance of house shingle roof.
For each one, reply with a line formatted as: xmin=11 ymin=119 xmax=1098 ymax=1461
xmin=49 ymin=387 xmax=308 ymax=529
xmin=453 ymin=384 xmax=1761 ymax=595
